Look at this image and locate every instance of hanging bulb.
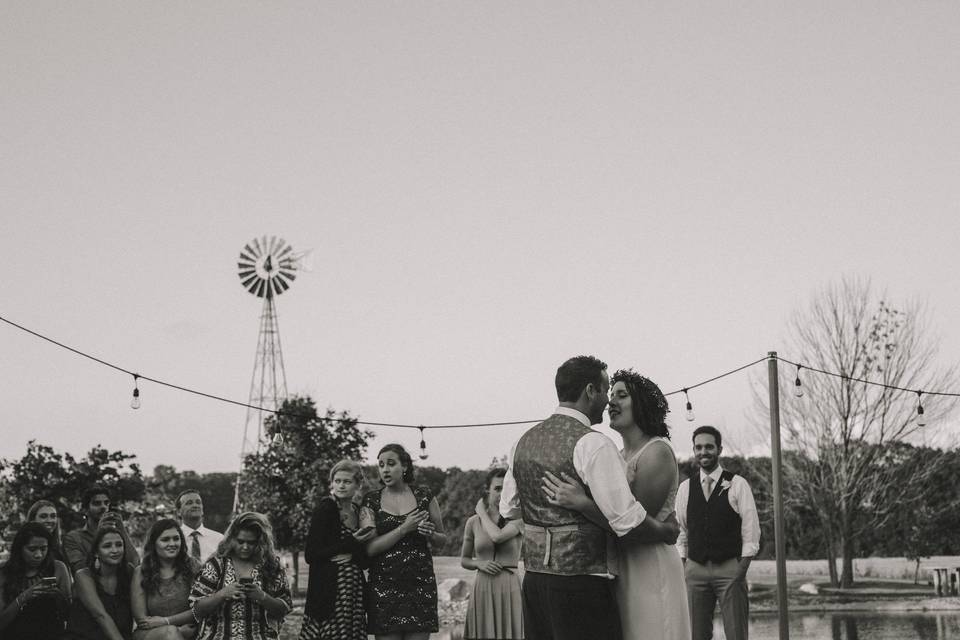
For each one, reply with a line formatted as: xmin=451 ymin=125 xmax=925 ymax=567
xmin=272 ymin=431 xmax=284 ymax=448
xmin=683 ymin=389 xmax=695 ymax=422
xmin=916 ymin=391 xmax=926 ymax=427
xmin=419 ymin=427 xmax=429 ymax=460
xmin=794 ymin=366 xmax=804 ymax=398
xmin=130 ymin=375 xmax=141 ymax=409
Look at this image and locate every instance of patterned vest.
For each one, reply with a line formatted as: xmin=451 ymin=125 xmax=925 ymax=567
xmin=686 ymin=469 xmax=742 ymax=563
xmin=513 ymin=414 xmax=610 ymax=575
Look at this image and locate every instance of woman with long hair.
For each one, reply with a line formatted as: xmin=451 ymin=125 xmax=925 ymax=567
xmin=298 ymin=460 xmax=376 ymax=640
xmin=460 ymin=468 xmax=523 ymax=640
xmin=26 ymin=499 xmax=66 ymax=563
xmin=65 ymin=526 xmax=136 ymax=640
xmin=131 ymin=518 xmax=201 ymax=639
xmin=544 ymin=369 xmax=690 ymax=640
xmin=0 ymin=522 xmax=72 ymax=639
xmin=189 ymin=512 xmax=292 ymax=640
xmin=360 ymin=443 xmax=446 ymax=640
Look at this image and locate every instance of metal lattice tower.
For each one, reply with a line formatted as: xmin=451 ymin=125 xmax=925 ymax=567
xmin=232 ymin=236 xmax=297 ymax=513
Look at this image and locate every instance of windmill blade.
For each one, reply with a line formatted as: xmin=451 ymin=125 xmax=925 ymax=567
xmin=245 ymin=242 xmax=260 ymax=258
xmin=278 ymin=258 xmax=297 ymax=271
xmin=242 ymin=274 xmax=261 ymax=291
xmin=273 ymin=273 xmax=290 ymax=289
xmin=276 ymin=244 xmax=293 ymax=260
xmin=239 ymin=252 xmax=257 ymax=264
xmin=274 ymin=276 xmax=290 ymax=293
xmin=253 ymin=237 xmax=264 ymax=256
xmin=279 ymin=270 xmax=296 ymax=282
xmin=255 ymin=279 xmax=267 ymax=298
xmin=238 ymin=269 xmax=257 ymax=281
xmin=271 ymin=278 xmax=285 ymax=298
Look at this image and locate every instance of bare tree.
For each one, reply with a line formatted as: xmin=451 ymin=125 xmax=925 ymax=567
xmin=757 ymin=277 xmax=957 ymax=587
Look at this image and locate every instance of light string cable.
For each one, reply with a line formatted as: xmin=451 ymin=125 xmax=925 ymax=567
xmin=1 ymin=314 xmax=774 ymax=430
xmin=774 ymin=355 xmax=960 ymax=399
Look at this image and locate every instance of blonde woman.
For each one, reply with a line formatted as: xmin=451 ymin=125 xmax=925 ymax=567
xmin=189 ymin=513 xmax=292 ymax=640
xmin=299 ymin=460 xmax=376 ymax=640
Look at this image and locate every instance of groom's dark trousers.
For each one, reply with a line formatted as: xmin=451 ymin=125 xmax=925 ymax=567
xmin=522 ymin=572 xmax=622 ymax=640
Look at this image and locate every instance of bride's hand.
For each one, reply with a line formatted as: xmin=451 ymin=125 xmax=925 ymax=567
xmin=542 ymin=471 xmax=589 ymax=511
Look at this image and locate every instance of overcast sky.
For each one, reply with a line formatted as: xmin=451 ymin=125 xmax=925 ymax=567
xmin=2 ymin=2 xmax=959 ymax=476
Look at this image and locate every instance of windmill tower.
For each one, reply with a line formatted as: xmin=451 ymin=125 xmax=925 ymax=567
xmin=232 ymin=236 xmax=298 ymax=512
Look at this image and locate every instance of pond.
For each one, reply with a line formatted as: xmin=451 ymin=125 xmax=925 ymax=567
xmin=430 ymin=611 xmax=960 ymax=639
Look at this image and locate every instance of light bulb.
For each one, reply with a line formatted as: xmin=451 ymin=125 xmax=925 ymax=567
xmin=917 ymin=405 xmax=926 ymax=427
xmin=685 ymin=400 xmax=695 ymax=422
xmin=272 ymin=432 xmax=284 ymax=447
xmin=794 ymin=377 xmax=804 ymax=398
xmin=419 ymin=428 xmax=429 ymax=460
xmin=130 ymin=387 xmax=141 ymax=410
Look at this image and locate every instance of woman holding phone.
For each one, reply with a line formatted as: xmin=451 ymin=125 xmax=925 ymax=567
xmin=298 ymin=460 xmax=376 ymax=640
xmin=360 ymin=443 xmax=446 ymax=640
xmin=460 ymin=468 xmax=523 ymax=640
xmin=0 ymin=522 xmax=72 ymax=639
xmin=189 ymin=512 xmax=292 ymax=640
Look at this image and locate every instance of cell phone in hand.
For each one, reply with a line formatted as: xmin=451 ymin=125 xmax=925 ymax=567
xmin=356 ymin=526 xmax=375 ymax=536
xmin=41 ymin=576 xmax=59 ymax=588
xmin=238 ymin=577 xmax=254 ymax=588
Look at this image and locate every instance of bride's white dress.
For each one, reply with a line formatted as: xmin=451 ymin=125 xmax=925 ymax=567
xmin=615 ymin=437 xmax=691 ymax=640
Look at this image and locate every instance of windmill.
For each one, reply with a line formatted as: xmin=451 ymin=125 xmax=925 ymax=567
xmin=232 ymin=236 xmax=298 ymax=513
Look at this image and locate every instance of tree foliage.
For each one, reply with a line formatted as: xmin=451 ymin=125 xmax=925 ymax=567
xmin=755 ymin=278 xmax=959 ymax=586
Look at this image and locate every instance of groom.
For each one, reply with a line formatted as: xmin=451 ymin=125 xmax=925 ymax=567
xmin=499 ymin=355 xmax=679 ymax=640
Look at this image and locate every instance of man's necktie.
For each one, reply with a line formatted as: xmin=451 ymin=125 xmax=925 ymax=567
xmin=703 ymin=476 xmax=714 ymax=501
xmin=191 ymin=531 xmax=201 ymax=561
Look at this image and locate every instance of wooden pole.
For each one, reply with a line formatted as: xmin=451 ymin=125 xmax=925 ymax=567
xmin=767 ymin=351 xmax=790 ymax=639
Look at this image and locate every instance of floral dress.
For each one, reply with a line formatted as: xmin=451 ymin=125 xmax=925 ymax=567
xmin=189 ymin=555 xmax=293 ymax=640
xmin=361 ymin=486 xmax=439 ymax=635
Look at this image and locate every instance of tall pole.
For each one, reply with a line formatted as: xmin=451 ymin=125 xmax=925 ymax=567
xmin=767 ymin=352 xmax=789 ymax=639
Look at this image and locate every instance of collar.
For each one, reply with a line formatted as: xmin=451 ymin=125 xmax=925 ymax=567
xmin=554 ymin=406 xmax=591 ymax=428
xmin=182 ymin=523 xmax=207 ymax=536
xmin=699 ymin=466 xmax=724 ymax=484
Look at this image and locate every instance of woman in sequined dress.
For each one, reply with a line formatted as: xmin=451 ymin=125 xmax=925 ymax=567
xmin=298 ymin=460 xmax=376 ymax=640
xmin=360 ymin=444 xmax=446 ymax=640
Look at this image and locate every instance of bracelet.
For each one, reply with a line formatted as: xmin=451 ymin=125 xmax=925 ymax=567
xmin=16 ymin=596 xmax=23 ymax=611
xmin=164 ymin=617 xmax=170 ymax=626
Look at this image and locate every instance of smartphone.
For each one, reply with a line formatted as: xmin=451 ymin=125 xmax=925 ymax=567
xmin=41 ymin=576 xmax=59 ymax=587
xmin=238 ymin=577 xmax=254 ymax=587
xmin=356 ymin=526 xmax=375 ymax=536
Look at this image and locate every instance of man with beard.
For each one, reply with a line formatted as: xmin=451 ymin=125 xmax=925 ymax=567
xmin=677 ymin=425 xmax=760 ymax=640
xmin=177 ymin=489 xmax=224 ymax=563
xmin=499 ymin=355 xmax=680 ymax=640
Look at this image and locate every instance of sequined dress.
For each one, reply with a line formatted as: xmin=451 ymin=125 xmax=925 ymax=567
xmin=361 ymin=486 xmax=439 ymax=635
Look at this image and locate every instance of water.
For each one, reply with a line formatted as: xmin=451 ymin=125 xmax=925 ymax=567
xmin=431 ymin=611 xmax=960 ymax=640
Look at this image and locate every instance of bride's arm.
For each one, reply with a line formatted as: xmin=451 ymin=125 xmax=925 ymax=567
xmin=628 ymin=442 xmax=675 ymax=518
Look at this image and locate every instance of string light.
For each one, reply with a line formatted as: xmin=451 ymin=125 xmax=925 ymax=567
xmin=683 ymin=389 xmax=695 ymax=422
xmin=794 ymin=365 xmax=804 ymax=398
xmin=271 ymin=431 xmax=284 ymax=448
xmin=130 ymin=374 xmax=141 ymax=410
xmin=418 ymin=426 xmax=429 ymax=460
xmin=916 ymin=391 xmax=926 ymax=427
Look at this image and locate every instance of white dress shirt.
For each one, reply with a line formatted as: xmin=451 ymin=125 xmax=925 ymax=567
xmin=181 ymin=523 xmax=225 ymax=563
xmin=675 ymin=465 xmax=761 ymax=559
xmin=499 ymin=406 xmax=648 ymax=537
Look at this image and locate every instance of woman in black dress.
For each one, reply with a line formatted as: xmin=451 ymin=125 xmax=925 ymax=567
xmin=64 ymin=526 xmax=135 ymax=640
xmin=0 ymin=522 xmax=72 ymax=639
xmin=360 ymin=444 xmax=446 ymax=640
xmin=299 ymin=459 xmax=376 ymax=640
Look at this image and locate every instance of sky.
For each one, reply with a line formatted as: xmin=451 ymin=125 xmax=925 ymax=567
xmin=2 ymin=2 xmax=959 ymax=477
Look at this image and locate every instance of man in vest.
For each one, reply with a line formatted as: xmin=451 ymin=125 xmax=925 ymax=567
xmin=676 ymin=425 xmax=761 ymax=640
xmin=500 ymin=355 xmax=680 ymax=640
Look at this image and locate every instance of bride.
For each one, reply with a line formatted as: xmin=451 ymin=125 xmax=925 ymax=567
xmin=543 ymin=369 xmax=690 ymax=640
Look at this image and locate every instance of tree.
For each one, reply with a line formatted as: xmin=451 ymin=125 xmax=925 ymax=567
xmin=0 ymin=441 xmax=145 ymax=530
xmin=240 ymin=396 xmax=373 ymax=594
xmin=757 ymin=278 xmax=958 ymax=587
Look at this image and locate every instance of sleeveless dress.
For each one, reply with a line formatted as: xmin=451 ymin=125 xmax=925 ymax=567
xmin=64 ymin=574 xmax=134 ymax=640
xmin=615 ymin=437 xmax=691 ymax=640
xmin=298 ymin=502 xmax=366 ymax=640
xmin=1 ymin=572 xmax=70 ymax=639
xmin=462 ymin=514 xmax=524 ymax=639
xmin=361 ymin=486 xmax=439 ymax=635
xmin=133 ymin=573 xmax=195 ymax=640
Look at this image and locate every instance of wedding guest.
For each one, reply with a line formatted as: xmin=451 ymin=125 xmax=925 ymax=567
xmin=176 ymin=490 xmax=223 ymax=564
xmin=131 ymin=518 xmax=201 ymax=639
xmin=677 ymin=425 xmax=760 ymax=640
xmin=64 ymin=487 xmax=140 ymax=574
xmin=189 ymin=512 xmax=292 ymax=640
xmin=298 ymin=460 xmax=376 ymax=640
xmin=0 ymin=522 xmax=72 ymax=639
xmin=460 ymin=468 xmax=523 ymax=640
xmin=26 ymin=499 xmax=67 ymax=563
xmin=360 ymin=443 xmax=446 ymax=640
xmin=64 ymin=526 xmax=136 ymax=640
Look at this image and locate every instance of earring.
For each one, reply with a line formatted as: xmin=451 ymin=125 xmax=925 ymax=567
xmin=94 ymin=557 xmax=101 ymax=570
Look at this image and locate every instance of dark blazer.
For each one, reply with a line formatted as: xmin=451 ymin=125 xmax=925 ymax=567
xmin=303 ymin=496 xmax=367 ymax=620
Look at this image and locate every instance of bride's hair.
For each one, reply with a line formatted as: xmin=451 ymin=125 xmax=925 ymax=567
xmin=611 ymin=369 xmax=670 ymax=439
